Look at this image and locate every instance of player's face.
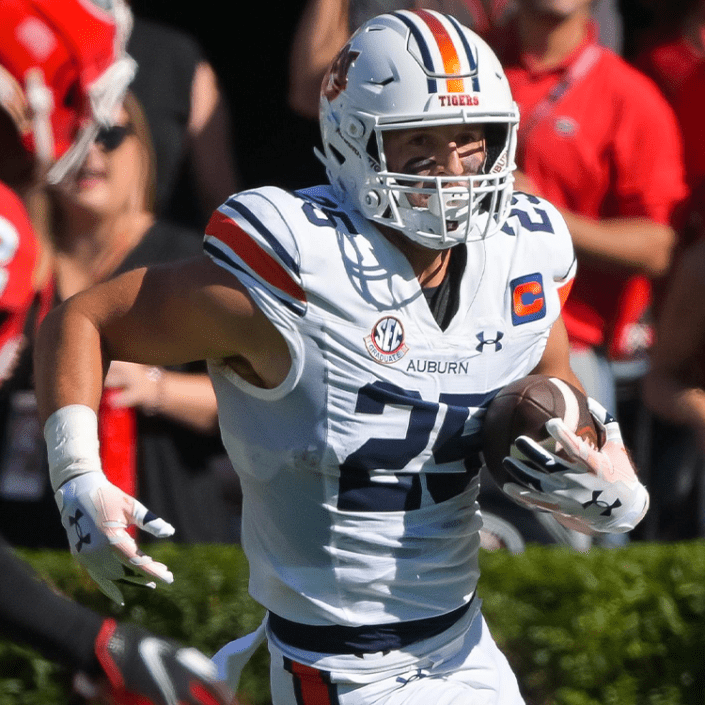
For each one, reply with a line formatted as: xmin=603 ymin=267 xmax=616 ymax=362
xmin=382 ymin=124 xmax=486 ymax=209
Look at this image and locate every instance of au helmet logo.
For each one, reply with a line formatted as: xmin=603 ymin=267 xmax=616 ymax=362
xmin=511 ymin=273 xmax=546 ymax=325
xmin=364 ymin=316 xmax=409 ymax=364
xmin=322 ymin=44 xmax=360 ymax=102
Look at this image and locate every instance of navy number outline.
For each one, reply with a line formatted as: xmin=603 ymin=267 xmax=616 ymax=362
xmin=338 ymin=381 xmax=494 ymax=512
xmin=299 ymin=192 xmax=359 ymax=233
xmin=502 ymin=194 xmax=554 ymax=236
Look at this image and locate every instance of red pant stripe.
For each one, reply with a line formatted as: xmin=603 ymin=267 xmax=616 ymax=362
xmin=284 ymin=658 xmax=339 ymax=705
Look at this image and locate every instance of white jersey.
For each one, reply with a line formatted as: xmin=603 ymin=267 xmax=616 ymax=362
xmin=204 ymin=185 xmax=575 ymax=631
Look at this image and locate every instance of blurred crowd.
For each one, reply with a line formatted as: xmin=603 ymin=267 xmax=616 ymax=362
xmin=2 ymin=0 xmax=705 ymax=552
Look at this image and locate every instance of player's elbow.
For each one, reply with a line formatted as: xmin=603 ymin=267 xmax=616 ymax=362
xmin=34 ymin=294 xmax=102 ymax=371
xmin=35 ymin=303 xmax=69 ymax=357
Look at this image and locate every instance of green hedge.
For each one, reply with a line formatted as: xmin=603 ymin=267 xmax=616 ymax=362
xmin=3 ymin=541 xmax=705 ymax=705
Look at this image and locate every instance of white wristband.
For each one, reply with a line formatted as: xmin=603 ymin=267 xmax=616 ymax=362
xmin=44 ymin=405 xmax=103 ymax=492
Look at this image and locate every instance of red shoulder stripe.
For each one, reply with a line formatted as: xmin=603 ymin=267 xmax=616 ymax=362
xmin=206 ymin=211 xmax=306 ymax=303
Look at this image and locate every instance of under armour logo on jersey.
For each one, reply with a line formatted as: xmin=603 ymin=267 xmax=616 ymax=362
xmin=476 ymin=331 xmax=503 ymax=352
xmin=582 ymin=491 xmax=622 ymax=516
xmin=69 ymin=509 xmax=91 ymax=552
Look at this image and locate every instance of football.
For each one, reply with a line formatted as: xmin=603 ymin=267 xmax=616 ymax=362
xmin=482 ymin=374 xmax=599 ymax=488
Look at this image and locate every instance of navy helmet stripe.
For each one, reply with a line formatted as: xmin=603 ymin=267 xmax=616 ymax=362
xmin=392 ymin=11 xmax=437 ymax=93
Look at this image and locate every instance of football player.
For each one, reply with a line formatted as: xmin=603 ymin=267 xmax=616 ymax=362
xmin=0 ymin=2 xmax=232 ymax=703
xmin=34 ymin=10 xmax=648 ymax=704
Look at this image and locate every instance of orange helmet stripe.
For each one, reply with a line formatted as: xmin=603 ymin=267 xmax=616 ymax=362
xmin=414 ymin=9 xmax=465 ymax=93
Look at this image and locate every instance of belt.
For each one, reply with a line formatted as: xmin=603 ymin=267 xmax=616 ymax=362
xmin=268 ymin=596 xmax=474 ymax=655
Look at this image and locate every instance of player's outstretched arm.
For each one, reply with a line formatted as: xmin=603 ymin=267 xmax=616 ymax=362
xmin=34 ymin=255 xmax=290 ymax=601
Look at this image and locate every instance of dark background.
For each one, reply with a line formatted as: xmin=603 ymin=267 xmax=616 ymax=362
xmin=129 ymin=0 xmax=325 ymax=193
xmin=127 ymin=0 xmax=693 ymax=194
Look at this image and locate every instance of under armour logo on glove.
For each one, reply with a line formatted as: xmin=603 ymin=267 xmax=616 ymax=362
xmin=582 ymin=490 xmax=622 ymax=516
xmin=69 ymin=509 xmax=92 ymax=552
xmin=55 ymin=472 xmax=175 ymax=605
xmin=499 ymin=396 xmax=649 ymax=534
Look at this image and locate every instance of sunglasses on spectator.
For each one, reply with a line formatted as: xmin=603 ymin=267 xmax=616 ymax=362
xmin=95 ymin=124 xmax=134 ymax=152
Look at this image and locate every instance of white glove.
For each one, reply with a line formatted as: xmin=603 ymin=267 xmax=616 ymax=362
xmin=500 ymin=397 xmax=649 ymax=534
xmin=55 ymin=472 xmax=175 ymax=605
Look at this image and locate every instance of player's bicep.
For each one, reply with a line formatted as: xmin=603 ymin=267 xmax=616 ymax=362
xmin=87 ymin=255 xmax=282 ymax=371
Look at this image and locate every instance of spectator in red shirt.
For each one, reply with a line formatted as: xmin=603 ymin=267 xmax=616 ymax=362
xmin=0 ymin=0 xmax=137 ymax=545
xmin=636 ymin=40 xmax=705 ymax=541
xmin=288 ymin=0 xmax=623 ymax=122
xmin=490 ymin=0 xmax=687 ymax=419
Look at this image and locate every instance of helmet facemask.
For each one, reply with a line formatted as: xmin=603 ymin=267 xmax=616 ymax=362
xmin=46 ymin=53 xmax=136 ymax=184
xmin=360 ymin=120 xmax=516 ymax=249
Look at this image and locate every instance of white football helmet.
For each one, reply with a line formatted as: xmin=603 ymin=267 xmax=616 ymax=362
xmin=318 ymin=10 xmax=519 ymax=249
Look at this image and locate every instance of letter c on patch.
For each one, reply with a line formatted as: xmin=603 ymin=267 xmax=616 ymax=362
xmin=511 ymin=273 xmax=546 ymax=325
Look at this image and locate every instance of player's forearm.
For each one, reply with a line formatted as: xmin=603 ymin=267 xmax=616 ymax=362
xmin=560 ymin=211 xmax=675 ymax=277
xmin=33 ymin=298 xmax=107 ymax=425
xmin=289 ymin=0 xmax=350 ymax=119
xmin=530 ymin=316 xmax=586 ymax=393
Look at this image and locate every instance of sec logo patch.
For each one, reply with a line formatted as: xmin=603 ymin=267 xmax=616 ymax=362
xmin=364 ymin=316 xmax=409 ymax=364
xmin=511 ymin=273 xmax=546 ymax=325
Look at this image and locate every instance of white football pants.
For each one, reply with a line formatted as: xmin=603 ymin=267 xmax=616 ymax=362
xmin=268 ymin=612 xmax=526 ymax=705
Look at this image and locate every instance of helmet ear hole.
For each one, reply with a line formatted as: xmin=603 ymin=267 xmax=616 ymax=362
xmin=483 ymin=124 xmax=509 ymax=174
xmin=342 ymin=116 xmax=366 ymax=139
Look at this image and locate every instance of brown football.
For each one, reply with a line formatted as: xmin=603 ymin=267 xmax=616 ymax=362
xmin=482 ymin=374 xmax=599 ymax=489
